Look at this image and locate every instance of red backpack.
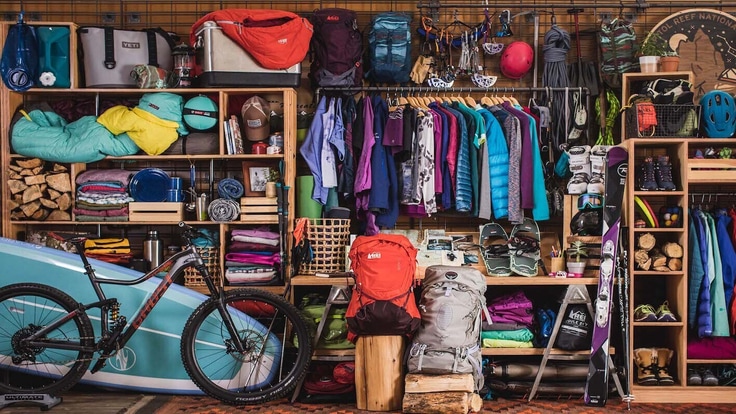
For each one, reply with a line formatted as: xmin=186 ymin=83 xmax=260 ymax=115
xmin=345 ymin=234 xmax=420 ymax=342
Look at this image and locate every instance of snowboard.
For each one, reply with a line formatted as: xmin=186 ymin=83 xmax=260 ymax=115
xmin=584 ymin=146 xmax=628 ymax=406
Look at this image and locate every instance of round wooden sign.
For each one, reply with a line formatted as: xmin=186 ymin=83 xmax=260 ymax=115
xmin=649 ymin=9 xmax=736 ymax=97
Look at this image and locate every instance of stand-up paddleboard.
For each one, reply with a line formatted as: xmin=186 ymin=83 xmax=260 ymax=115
xmin=0 ymin=237 xmax=280 ymax=394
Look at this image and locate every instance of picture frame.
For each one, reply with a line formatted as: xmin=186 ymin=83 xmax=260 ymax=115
xmin=241 ymin=161 xmax=271 ymax=197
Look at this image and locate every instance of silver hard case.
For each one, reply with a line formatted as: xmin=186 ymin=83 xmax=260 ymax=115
xmin=194 ymin=21 xmax=301 ymax=87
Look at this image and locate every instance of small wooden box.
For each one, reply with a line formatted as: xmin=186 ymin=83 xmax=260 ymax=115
xmin=129 ymin=202 xmax=184 ymax=222
xmin=240 ymin=197 xmax=278 ymax=224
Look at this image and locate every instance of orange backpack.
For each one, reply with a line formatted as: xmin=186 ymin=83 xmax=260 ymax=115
xmin=345 ymin=234 xmax=420 ymax=342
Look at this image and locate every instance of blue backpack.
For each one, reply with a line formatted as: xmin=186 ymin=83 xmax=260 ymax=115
xmin=366 ymin=12 xmax=412 ymax=84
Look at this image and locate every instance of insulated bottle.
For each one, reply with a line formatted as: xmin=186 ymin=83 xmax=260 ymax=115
xmin=143 ymin=230 xmax=164 ymax=270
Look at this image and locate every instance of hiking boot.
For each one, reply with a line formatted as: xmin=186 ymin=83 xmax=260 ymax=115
xmin=634 ymin=348 xmax=659 ymax=385
xmin=654 ymin=348 xmax=675 ymax=385
xmin=655 ymin=155 xmax=677 ymax=191
xmin=638 ymin=157 xmax=658 ymax=191
xmin=656 ymin=301 xmax=678 ymax=322
xmin=587 ymin=173 xmax=605 ymax=194
xmin=687 ymin=368 xmax=702 ymax=385
xmin=634 ymin=304 xmax=658 ymax=322
xmin=702 ymin=369 xmax=719 ymax=386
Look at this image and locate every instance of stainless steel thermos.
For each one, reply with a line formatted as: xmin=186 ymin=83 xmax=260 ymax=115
xmin=143 ymin=230 xmax=163 ymax=270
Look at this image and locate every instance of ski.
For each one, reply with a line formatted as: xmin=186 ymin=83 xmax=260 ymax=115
xmin=584 ymin=145 xmax=628 ymax=406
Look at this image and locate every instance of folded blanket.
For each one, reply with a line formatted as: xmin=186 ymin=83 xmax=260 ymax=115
xmin=231 ymin=235 xmax=279 ymax=246
xmin=73 ymin=206 xmax=129 ymax=217
xmin=76 ymin=169 xmax=134 ymax=186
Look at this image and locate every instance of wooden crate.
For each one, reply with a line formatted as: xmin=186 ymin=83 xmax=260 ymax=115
xmin=240 ymin=197 xmax=278 ymax=223
xmin=129 ymin=202 xmax=184 ymax=222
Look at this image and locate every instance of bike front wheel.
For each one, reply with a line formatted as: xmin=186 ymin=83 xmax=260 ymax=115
xmin=0 ymin=283 xmax=94 ymax=395
xmin=181 ymin=288 xmax=312 ymax=405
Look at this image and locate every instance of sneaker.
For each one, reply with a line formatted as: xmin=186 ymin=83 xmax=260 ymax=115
xmin=638 ymin=157 xmax=658 ymax=191
xmin=634 ymin=304 xmax=658 ymax=322
xmin=655 ymin=155 xmax=677 ymax=191
xmin=567 ymin=173 xmax=589 ymax=195
xmin=656 ymin=301 xmax=678 ymax=322
xmin=703 ymin=369 xmax=719 ymax=386
xmin=587 ymin=173 xmax=605 ymax=194
xmin=687 ymin=368 xmax=702 ymax=385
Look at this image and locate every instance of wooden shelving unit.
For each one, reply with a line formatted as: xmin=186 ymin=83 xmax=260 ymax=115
xmin=622 ymin=71 xmax=735 ymax=403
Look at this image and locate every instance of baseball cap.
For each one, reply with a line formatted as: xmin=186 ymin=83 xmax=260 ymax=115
xmin=241 ymin=96 xmax=270 ymax=141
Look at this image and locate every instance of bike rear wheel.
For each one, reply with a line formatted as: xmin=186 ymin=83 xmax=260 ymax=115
xmin=0 ymin=283 xmax=94 ymax=395
xmin=180 ymin=288 xmax=312 ymax=405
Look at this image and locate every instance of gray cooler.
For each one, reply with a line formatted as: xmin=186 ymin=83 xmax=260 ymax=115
xmin=194 ymin=21 xmax=301 ymax=88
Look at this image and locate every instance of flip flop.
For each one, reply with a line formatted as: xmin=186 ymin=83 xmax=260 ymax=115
xmin=508 ymin=217 xmax=542 ymax=277
xmin=479 ymin=222 xmax=512 ymax=276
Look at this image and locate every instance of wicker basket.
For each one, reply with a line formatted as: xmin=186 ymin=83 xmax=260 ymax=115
xmin=299 ymin=218 xmax=351 ymax=275
xmin=184 ymin=247 xmax=221 ymax=287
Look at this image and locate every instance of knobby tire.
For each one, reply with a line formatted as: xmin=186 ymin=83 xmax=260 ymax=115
xmin=180 ymin=288 xmax=312 ymax=405
xmin=0 ymin=283 xmax=94 ymax=396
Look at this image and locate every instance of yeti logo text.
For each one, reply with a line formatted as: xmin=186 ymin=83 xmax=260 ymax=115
xmin=367 ymin=252 xmax=381 ymax=259
xmin=122 ymin=41 xmax=141 ymax=49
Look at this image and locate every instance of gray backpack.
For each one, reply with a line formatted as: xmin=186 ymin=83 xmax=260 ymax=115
xmin=406 ymin=266 xmax=490 ymax=391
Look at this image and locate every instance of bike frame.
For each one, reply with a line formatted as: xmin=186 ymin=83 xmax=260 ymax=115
xmin=20 ymin=242 xmax=246 ymax=359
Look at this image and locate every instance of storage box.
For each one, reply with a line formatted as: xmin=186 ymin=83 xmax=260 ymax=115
xmin=129 ymin=202 xmax=184 ymax=221
xmin=240 ymin=197 xmax=278 ymax=223
xmin=194 ymin=21 xmax=301 ymax=87
xmin=625 ymin=104 xmax=700 ymax=138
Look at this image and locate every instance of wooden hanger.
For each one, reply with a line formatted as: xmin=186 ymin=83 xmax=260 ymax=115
xmin=465 ymin=91 xmax=478 ymax=108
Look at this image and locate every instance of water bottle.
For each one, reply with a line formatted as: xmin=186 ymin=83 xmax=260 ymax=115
xmin=143 ymin=230 xmax=164 ymax=270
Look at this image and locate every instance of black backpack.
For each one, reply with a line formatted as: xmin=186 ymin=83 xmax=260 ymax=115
xmin=308 ymin=8 xmax=364 ymax=88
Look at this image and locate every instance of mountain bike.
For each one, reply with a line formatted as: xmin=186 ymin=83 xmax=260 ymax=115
xmin=0 ymin=222 xmax=311 ymax=405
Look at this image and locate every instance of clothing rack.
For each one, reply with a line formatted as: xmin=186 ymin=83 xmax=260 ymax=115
xmin=315 ymin=86 xmax=589 ymax=101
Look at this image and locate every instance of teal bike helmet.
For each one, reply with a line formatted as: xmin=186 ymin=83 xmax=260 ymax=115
xmin=700 ymin=90 xmax=736 ymax=138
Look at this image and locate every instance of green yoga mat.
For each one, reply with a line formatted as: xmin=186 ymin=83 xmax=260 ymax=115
xmin=296 ymin=175 xmax=323 ymax=219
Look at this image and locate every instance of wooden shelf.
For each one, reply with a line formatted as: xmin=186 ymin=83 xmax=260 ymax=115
xmin=290 ymin=274 xmax=600 ymax=286
xmin=481 ymin=347 xmax=614 ymax=356
xmin=632 ymin=321 xmax=685 ymax=327
xmin=687 ymin=358 xmax=736 ymax=364
xmin=630 ymin=385 xmax=736 ymax=403
xmin=632 ymin=190 xmax=685 ymax=197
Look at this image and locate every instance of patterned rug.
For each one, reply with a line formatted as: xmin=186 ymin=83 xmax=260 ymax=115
xmin=143 ymin=396 xmax=736 ymax=414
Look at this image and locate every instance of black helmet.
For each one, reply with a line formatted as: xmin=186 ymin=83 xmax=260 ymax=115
xmin=570 ymin=209 xmax=603 ymax=236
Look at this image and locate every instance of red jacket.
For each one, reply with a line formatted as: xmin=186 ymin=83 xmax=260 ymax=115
xmin=190 ymin=9 xmax=312 ymax=70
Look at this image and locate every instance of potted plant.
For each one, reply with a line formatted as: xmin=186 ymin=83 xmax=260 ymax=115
xmin=639 ymin=32 xmax=676 ymax=73
xmin=659 ymin=49 xmax=680 ymax=72
xmin=566 ymin=240 xmax=588 ymax=276
xmin=265 ymin=168 xmax=280 ymax=198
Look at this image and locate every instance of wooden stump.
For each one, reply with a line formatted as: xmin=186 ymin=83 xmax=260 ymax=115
xmin=355 ymin=335 xmax=405 ymax=411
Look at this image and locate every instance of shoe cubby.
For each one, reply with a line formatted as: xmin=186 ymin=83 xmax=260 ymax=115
xmin=631 ymin=275 xmax=685 ymax=326
xmin=631 ymin=143 xmax=684 ymax=193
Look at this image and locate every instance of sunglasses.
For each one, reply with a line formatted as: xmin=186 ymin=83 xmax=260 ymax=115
xmin=578 ymin=193 xmax=604 ymax=210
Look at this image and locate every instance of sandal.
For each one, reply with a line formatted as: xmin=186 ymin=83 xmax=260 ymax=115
xmin=508 ymin=217 xmax=542 ymax=277
xmin=479 ymin=223 xmax=512 ymax=276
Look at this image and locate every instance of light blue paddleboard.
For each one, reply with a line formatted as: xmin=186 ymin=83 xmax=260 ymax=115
xmin=0 ymin=237 xmax=280 ymax=394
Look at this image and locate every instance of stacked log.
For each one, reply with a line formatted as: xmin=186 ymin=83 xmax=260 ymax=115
xmin=634 ymin=233 xmax=683 ymax=271
xmin=7 ymin=158 xmax=72 ymax=221
xmin=402 ymin=373 xmax=483 ymax=414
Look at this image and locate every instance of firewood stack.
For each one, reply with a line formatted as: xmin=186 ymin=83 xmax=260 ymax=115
xmin=634 ymin=232 xmax=683 ymax=272
xmin=402 ymin=373 xmax=483 ymax=414
xmin=7 ymin=158 xmax=72 ymax=221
